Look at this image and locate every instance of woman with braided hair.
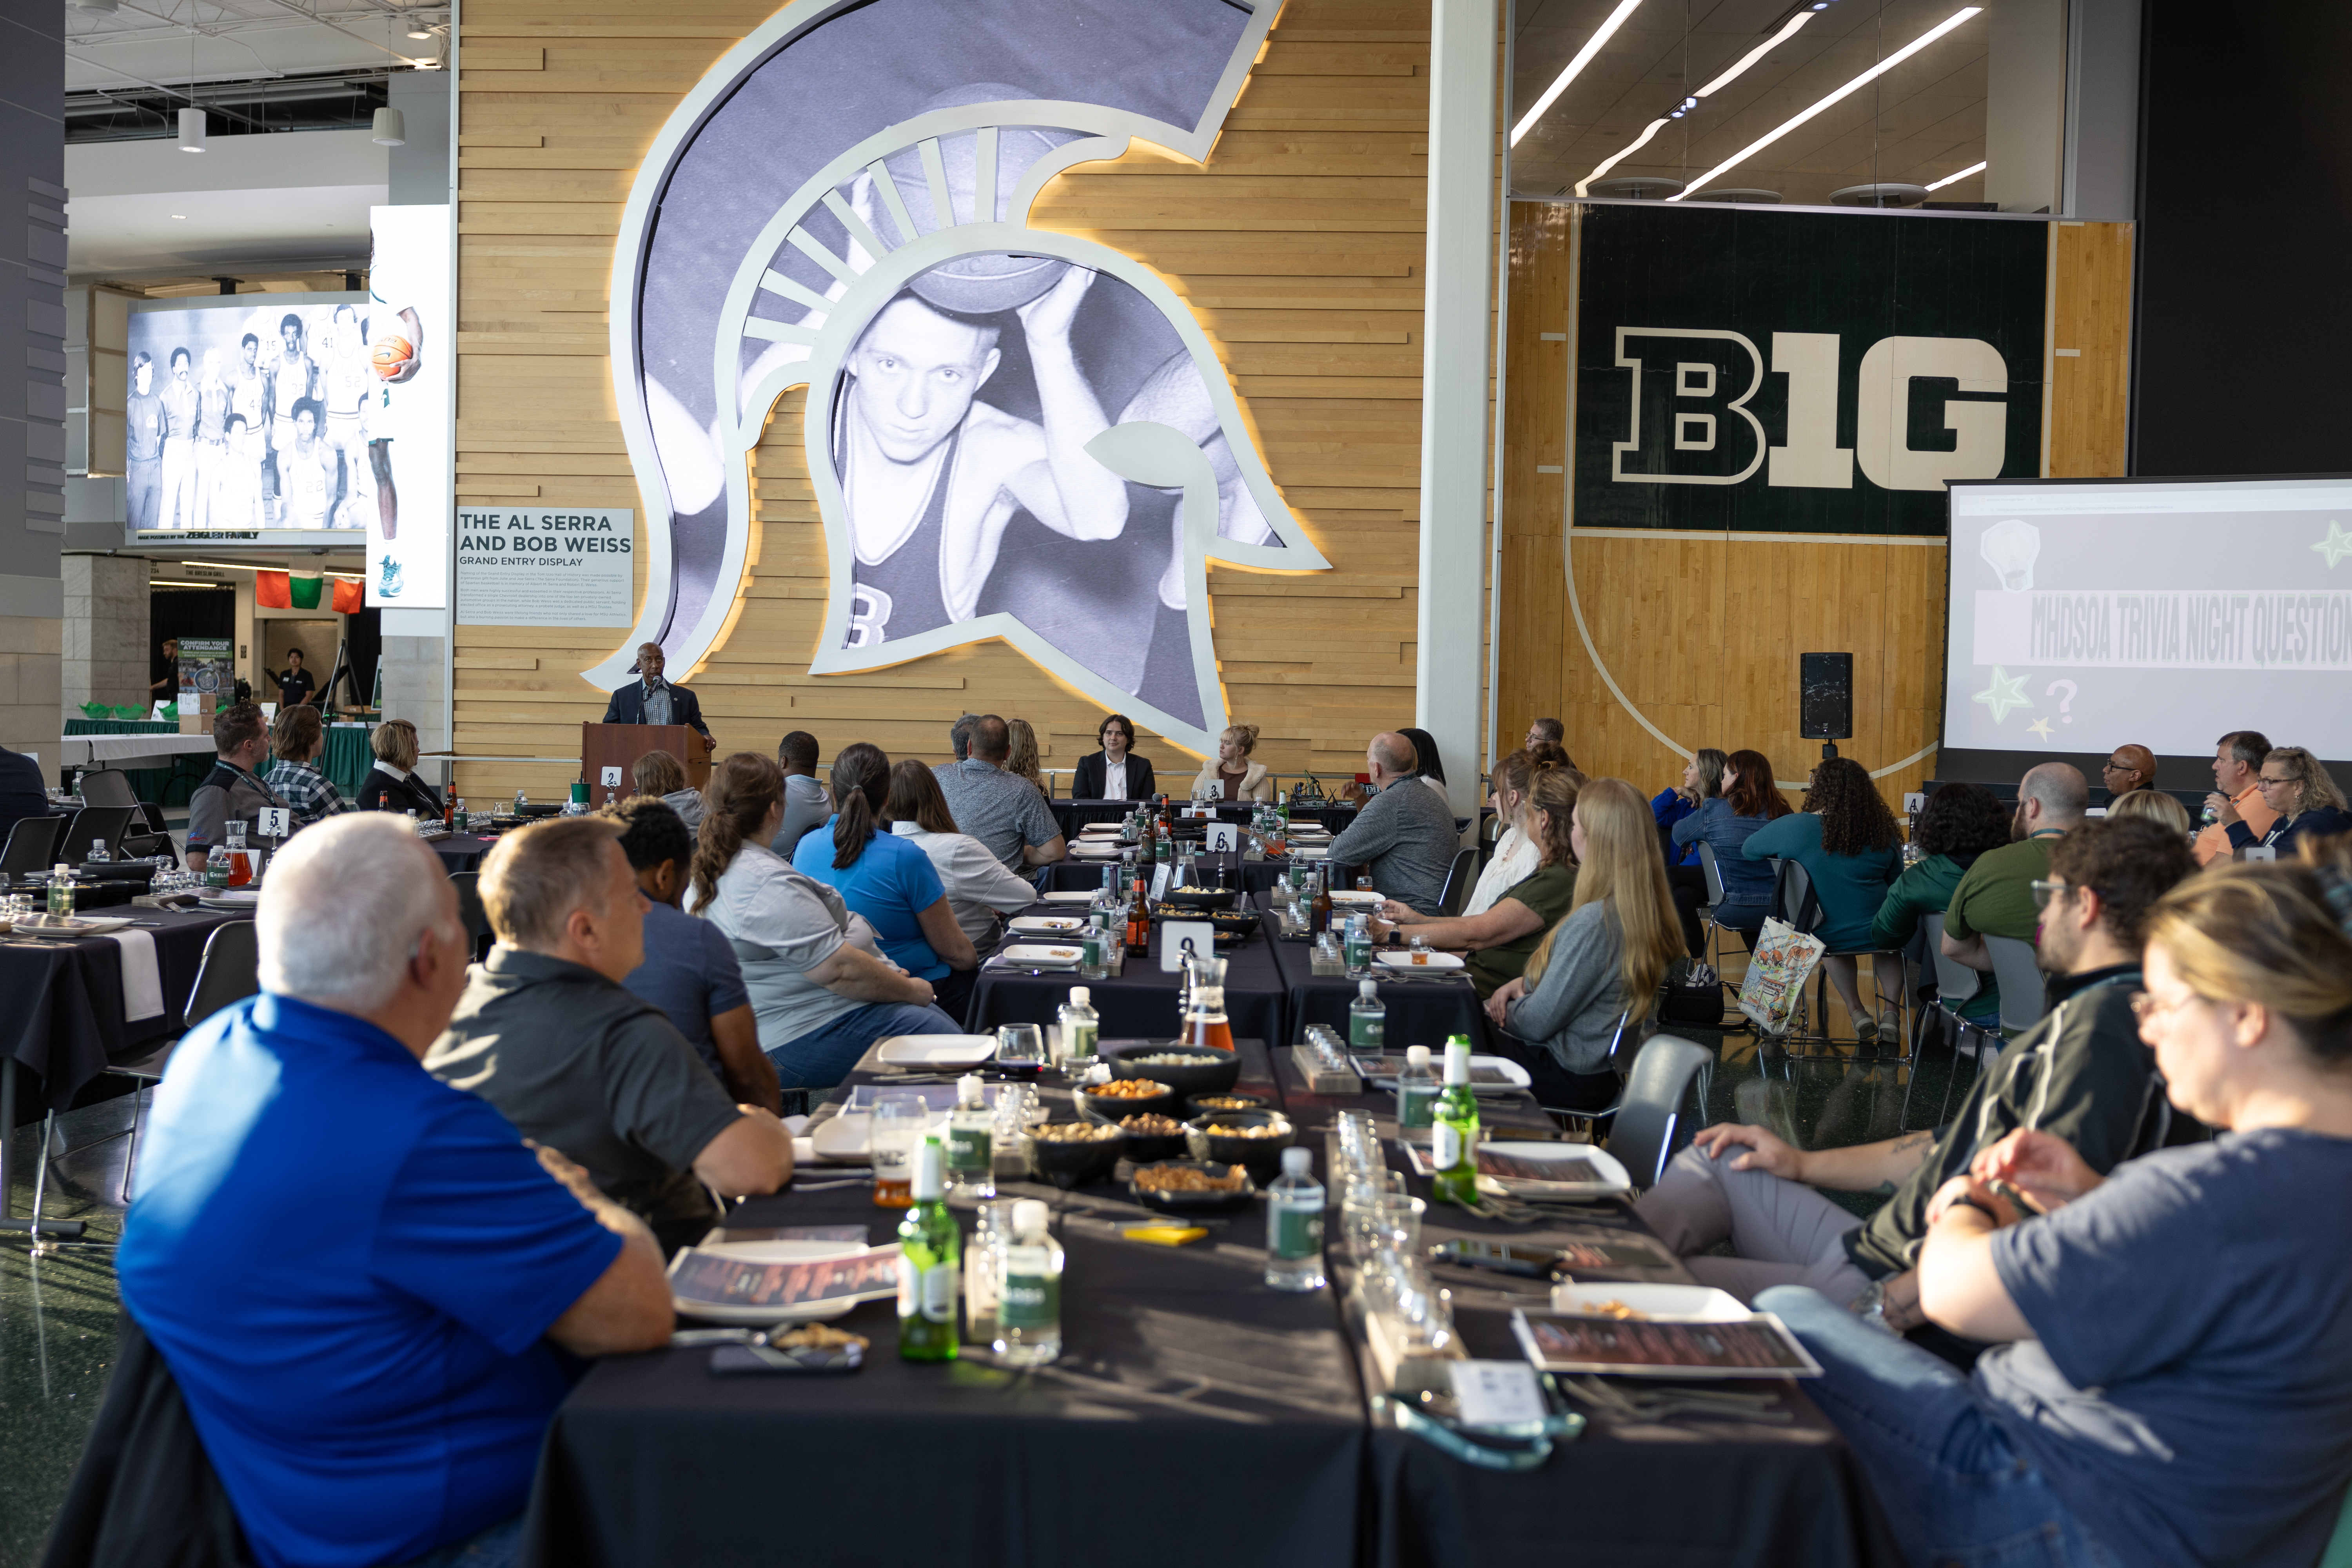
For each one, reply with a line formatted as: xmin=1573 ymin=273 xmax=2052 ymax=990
xmin=686 ymin=751 xmax=958 ymax=1088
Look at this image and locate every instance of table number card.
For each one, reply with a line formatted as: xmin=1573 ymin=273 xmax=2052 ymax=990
xmin=1450 ymin=1360 xmax=1548 ymax=1430
xmin=1149 ymin=864 xmax=1172 ymax=900
xmin=257 ymin=807 xmax=290 ymax=840
xmin=1158 ymin=919 xmax=1216 ymax=972
xmin=1205 ymin=822 xmax=1239 ymax=851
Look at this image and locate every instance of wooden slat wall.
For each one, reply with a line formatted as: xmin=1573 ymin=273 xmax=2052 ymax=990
xmin=1495 ymin=203 xmax=2133 ymax=803
xmin=450 ymin=0 xmax=1436 ymax=800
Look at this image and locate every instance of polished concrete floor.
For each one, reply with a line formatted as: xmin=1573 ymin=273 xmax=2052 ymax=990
xmin=0 ymin=969 xmax=1979 ymax=1566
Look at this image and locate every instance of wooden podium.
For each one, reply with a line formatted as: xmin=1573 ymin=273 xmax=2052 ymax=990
xmin=583 ymin=723 xmax=713 ymax=806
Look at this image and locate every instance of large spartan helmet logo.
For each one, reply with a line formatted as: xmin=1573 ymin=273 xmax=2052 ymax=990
xmin=605 ymin=0 xmax=1328 ymax=752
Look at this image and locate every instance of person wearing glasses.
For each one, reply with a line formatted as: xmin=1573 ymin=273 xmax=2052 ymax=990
xmin=2098 ymin=742 xmax=2156 ymax=799
xmin=1638 ymin=817 xmax=2193 ymax=1345
xmin=2218 ymin=745 xmax=2351 ymax=858
xmin=1756 ymin=857 xmax=2352 ymax=1568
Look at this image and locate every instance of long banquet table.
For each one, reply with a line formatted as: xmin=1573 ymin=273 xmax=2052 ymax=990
xmin=517 ymin=1036 xmax=1902 ymax=1568
xmin=965 ymin=897 xmax=1288 ymax=1044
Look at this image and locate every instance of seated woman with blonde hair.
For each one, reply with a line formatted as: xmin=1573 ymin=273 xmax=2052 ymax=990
xmin=1191 ymin=723 xmax=1273 ymax=802
xmin=1487 ymin=777 xmax=1687 ymax=1111
xmin=1376 ymin=764 xmax=1581 ymax=999
xmin=1004 ymin=718 xmax=1051 ymax=800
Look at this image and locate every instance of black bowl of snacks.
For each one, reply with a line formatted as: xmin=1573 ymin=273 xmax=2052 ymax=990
xmin=1077 ymin=1077 xmax=1180 ymax=1124
xmin=1106 ymin=1043 xmax=1242 ymax=1097
xmin=1162 ymin=885 xmax=1240 ymax=911
xmin=1185 ymin=1109 xmax=1297 ymax=1176
xmin=1186 ymin=1090 xmax=1274 ymax=1119
xmin=1129 ymin=1158 xmax=1258 ymax=1212
xmin=1151 ymin=905 xmax=1259 ymax=946
xmin=1114 ymin=1111 xmax=1192 ymax=1161
xmin=1022 ymin=1122 xmax=1127 ymax=1189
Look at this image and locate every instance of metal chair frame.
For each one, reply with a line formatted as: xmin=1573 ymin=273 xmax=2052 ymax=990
xmin=1436 ymin=846 xmax=1480 ymax=916
xmin=1761 ymin=858 xmax=1916 ymax=1082
xmin=2 ymin=813 xmax=65 ymax=877
xmin=1982 ymin=934 xmax=2051 ymax=1037
xmin=1920 ymin=911 xmax=1994 ymax=1129
xmin=1529 ymin=1028 xmax=1716 ymax=1190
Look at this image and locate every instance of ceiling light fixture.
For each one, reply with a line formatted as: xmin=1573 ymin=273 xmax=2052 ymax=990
xmin=1511 ymin=0 xmax=1647 ymax=147
xmin=372 ymin=106 xmax=407 ymax=145
xmin=1668 ymin=7 xmax=1984 ymax=200
xmin=178 ymin=105 xmax=206 ymax=151
xmin=407 ymin=23 xmax=433 ymax=38
xmin=415 ymin=55 xmax=441 ymax=69
xmin=1925 ymin=159 xmax=1988 ymax=191
xmin=150 ymin=579 xmax=233 ymax=590
xmin=1575 ymin=7 xmax=1819 ymax=196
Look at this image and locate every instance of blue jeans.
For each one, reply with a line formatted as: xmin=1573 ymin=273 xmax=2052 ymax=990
xmin=767 ymin=1000 xmax=959 ymax=1088
xmin=392 ymin=1513 xmax=523 ymax=1568
xmin=1759 ymin=1287 xmax=2120 ymax=1568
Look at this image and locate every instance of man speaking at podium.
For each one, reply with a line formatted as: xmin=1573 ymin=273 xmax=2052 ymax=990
xmin=601 ymin=643 xmax=715 ymax=748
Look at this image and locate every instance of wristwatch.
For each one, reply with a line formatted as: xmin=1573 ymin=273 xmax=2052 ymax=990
xmin=1943 ymin=1193 xmax=2000 ymax=1223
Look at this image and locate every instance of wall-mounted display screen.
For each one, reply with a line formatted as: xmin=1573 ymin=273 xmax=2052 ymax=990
xmin=1944 ymin=476 xmax=2352 ymax=761
xmin=126 ymin=205 xmax=450 ymax=609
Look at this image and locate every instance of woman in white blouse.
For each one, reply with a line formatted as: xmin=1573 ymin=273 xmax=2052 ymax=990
xmin=1463 ymin=749 xmax=1544 ymax=916
xmin=884 ymin=759 xmax=1040 ymax=955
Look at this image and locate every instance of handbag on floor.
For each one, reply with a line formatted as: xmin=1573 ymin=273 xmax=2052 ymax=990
xmin=1735 ymin=916 xmax=1825 ymax=1036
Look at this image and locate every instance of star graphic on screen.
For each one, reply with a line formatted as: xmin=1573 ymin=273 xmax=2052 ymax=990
xmin=2313 ymin=519 xmax=2352 ymax=568
xmin=1971 ymin=665 xmax=2033 ymax=726
xmin=2025 ymin=717 xmax=2055 ymax=740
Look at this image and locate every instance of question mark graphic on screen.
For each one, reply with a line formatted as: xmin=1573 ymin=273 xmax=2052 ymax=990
xmin=2045 ymin=680 xmax=2078 ymax=724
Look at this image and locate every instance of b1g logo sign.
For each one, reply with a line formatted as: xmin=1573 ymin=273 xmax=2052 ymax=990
xmin=1573 ymin=205 xmax=2047 ymax=535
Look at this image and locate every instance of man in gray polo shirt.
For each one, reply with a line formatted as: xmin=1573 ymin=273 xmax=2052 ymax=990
xmin=934 ymin=715 xmax=1066 ymax=870
xmin=186 ymin=702 xmax=291 ymax=876
xmin=426 ymin=816 xmax=793 ymax=1254
xmin=1327 ymin=730 xmax=1458 ymax=914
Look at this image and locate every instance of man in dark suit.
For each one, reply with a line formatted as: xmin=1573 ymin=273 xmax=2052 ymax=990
xmin=0 ymin=742 xmax=48 ymax=855
xmin=600 ymin=644 xmax=714 ymax=746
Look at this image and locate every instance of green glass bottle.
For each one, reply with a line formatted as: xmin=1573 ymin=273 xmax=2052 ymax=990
xmin=1430 ymin=1036 xmax=1482 ymax=1207
xmin=895 ymin=1136 xmax=960 ymax=1362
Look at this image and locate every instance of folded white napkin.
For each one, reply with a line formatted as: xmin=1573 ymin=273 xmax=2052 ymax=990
xmin=104 ymin=928 xmax=164 ymax=1022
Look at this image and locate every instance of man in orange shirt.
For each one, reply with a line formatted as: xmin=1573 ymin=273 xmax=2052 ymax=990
xmin=2195 ymin=730 xmax=2275 ymax=865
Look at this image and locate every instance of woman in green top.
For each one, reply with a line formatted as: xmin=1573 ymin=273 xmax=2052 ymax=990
xmin=1742 ymin=757 xmax=1906 ymax=1043
xmin=1870 ymin=781 xmax=2012 ymax=1025
xmin=1376 ymin=764 xmax=1580 ymax=998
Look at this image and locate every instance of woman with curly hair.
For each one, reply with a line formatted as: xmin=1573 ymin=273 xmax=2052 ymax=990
xmin=1004 ymin=718 xmax=1050 ymax=800
xmin=1870 ymin=780 xmax=2015 ymax=1029
xmin=1743 ymin=756 xmax=1906 ymax=1042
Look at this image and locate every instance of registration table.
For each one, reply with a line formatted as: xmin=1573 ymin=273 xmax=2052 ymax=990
xmin=965 ymin=899 xmax=1288 ymax=1044
xmin=519 ymin=1040 xmax=1901 ymax=1568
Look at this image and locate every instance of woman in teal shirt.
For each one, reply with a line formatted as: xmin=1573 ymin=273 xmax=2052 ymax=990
xmin=1872 ymin=780 xmax=2012 ymax=1027
xmin=1744 ymin=757 xmax=1906 ymax=1043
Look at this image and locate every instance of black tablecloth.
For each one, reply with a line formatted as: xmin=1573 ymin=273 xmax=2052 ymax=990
xmin=521 ymin=1037 xmax=1365 ymax=1568
xmin=429 ymin=833 xmax=496 ymax=875
xmin=1263 ymin=1053 xmax=1904 ymax=1568
xmin=967 ymin=902 xmax=1289 ymax=1044
xmin=1255 ymin=893 xmax=1495 ymax=1054
xmin=2 ymin=907 xmax=242 ymax=1114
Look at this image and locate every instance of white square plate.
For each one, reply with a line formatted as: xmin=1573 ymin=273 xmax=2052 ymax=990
xmin=1329 ymin=889 xmax=1382 ymax=906
xmin=1040 ymin=891 xmax=1097 ymax=904
xmin=1376 ymin=948 xmax=1465 ymax=971
xmin=1008 ymin=915 xmax=1085 ymax=935
xmin=1476 ymin=1139 xmax=1630 ymax=1196
xmin=1549 ymin=1282 xmax=1746 ymax=1321
xmin=874 ymin=1035 xmax=998 ymax=1069
xmin=1000 ymin=943 xmax=1084 ymax=966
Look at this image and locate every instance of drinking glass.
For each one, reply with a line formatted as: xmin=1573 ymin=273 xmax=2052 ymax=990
xmin=1371 ymin=1193 xmax=1426 ymax=1254
xmin=869 ymin=1091 xmax=929 ymax=1209
xmin=995 ymin=1023 xmax=1046 ymax=1069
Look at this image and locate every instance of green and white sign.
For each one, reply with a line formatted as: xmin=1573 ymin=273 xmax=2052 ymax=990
xmin=1571 ymin=205 xmax=2048 ymax=537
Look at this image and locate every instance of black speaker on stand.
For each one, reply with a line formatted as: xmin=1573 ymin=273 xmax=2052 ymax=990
xmin=1800 ymin=652 xmax=1854 ymax=762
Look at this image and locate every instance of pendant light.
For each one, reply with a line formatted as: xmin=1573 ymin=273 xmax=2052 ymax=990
xmin=372 ymin=107 xmax=406 ymax=145
xmin=178 ymin=4 xmax=204 ymax=151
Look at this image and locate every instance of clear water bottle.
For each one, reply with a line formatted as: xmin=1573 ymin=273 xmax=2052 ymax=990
xmin=454 ymin=797 xmax=469 ymax=833
xmin=1395 ymin=1043 xmax=1438 ymax=1145
xmin=47 ymin=863 xmax=76 ymax=918
xmin=1265 ymin=1146 xmax=1327 ymax=1292
xmin=993 ymin=1199 xmax=1063 ymax=1365
xmin=1348 ymin=978 xmax=1386 ymax=1054
xmin=1344 ymin=916 xmax=1372 ymax=974
xmin=1078 ymin=917 xmax=1107 ymax=980
xmin=944 ymin=1074 xmax=995 ymax=1206
xmin=1058 ymin=986 xmax=1100 ymax=1064
xmin=87 ymin=837 xmax=110 ymax=865
xmin=964 ymin=1199 xmax=1015 ymax=1347
xmin=513 ymin=788 xmax=527 ymax=816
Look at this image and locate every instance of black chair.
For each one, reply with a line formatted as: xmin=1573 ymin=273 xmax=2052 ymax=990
xmin=56 ymin=806 xmax=137 ymax=864
xmin=110 ymin=921 xmax=262 ymax=1205
xmin=76 ymin=770 xmax=174 ymax=860
xmin=2 ymin=813 xmax=65 ymax=878
xmin=449 ymin=871 xmax=493 ymax=959
xmin=1528 ymin=1027 xmax=1715 ymax=1190
xmin=1769 ymin=858 xmax=1912 ymax=1060
xmin=1436 ymin=846 xmax=1480 ymax=915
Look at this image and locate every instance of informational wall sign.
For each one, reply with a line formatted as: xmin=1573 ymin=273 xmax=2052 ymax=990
xmin=455 ymin=508 xmax=635 ymax=627
xmin=1572 ymin=204 xmax=2048 ymax=536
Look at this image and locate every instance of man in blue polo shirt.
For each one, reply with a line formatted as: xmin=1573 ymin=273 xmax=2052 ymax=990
xmin=116 ymin=813 xmax=673 ymax=1568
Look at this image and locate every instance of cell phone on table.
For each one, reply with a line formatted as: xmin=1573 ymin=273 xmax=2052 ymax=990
xmin=1430 ymin=1238 xmax=1667 ymax=1278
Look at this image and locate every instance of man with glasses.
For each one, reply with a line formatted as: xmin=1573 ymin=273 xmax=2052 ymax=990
xmin=1635 ymin=817 xmax=2194 ymax=1359
xmin=2099 ymin=743 xmax=2156 ymax=800
xmin=1941 ymin=762 xmax=2086 ymax=976
xmin=2195 ymin=730 xmax=2273 ymax=866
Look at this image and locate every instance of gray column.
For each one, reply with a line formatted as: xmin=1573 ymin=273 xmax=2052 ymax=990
xmin=2 ymin=0 xmax=67 ymax=768
xmin=61 ymin=553 xmax=152 ymax=714
xmin=1416 ymin=0 xmax=1498 ymax=819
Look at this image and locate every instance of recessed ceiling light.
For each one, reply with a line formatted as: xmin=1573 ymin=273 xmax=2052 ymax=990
xmin=171 ymin=213 xmax=186 ymax=220
xmin=1512 ymin=0 xmax=1647 ymax=147
xmin=1668 ymin=7 xmax=1985 ymax=200
xmin=1576 ymin=8 xmax=1818 ymax=196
